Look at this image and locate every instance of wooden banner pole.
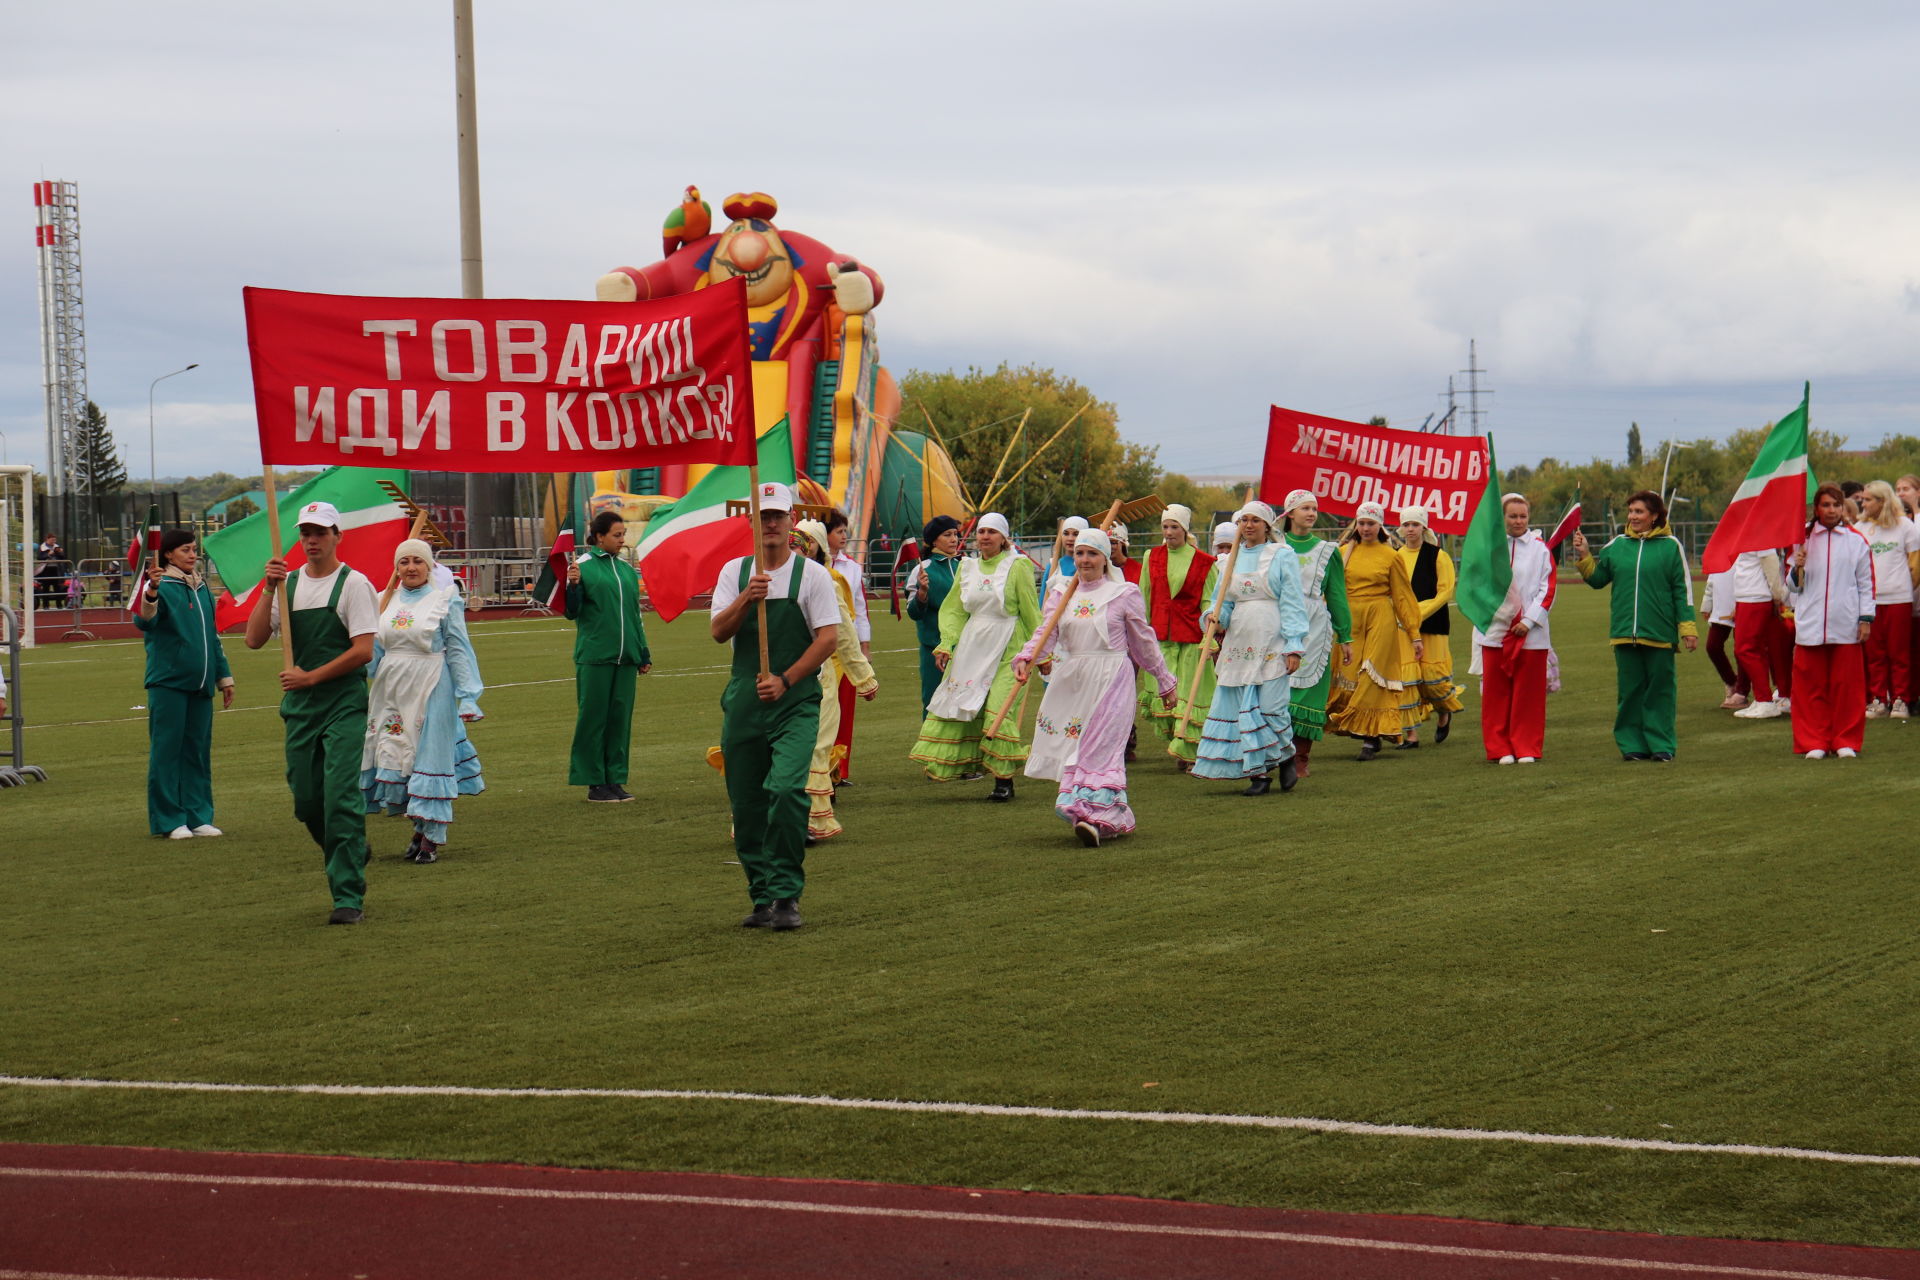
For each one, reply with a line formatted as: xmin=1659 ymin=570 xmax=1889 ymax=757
xmin=1172 ymin=537 xmax=1245 ymax=747
xmin=747 ymin=464 xmax=770 ymax=678
xmin=261 ymin=465 xmax=295 ymax=671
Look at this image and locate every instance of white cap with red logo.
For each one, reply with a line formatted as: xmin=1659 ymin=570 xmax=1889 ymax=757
xmin=297 ymin=501 xmax=342 ymax=530
xmin=756 ymin=482 xmax=795 ymax=513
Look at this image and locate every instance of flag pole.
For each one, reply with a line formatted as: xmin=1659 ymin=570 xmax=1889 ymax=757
xmin=261 ymin=465 xmax=294 ymax=671
xmin=747 ymin=463 xmax=769 ymax=678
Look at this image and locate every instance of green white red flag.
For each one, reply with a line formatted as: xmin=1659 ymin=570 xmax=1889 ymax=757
xmin=1702 ymin=384 xmax=1814 ymax=574
xmin=124 ymin=503 xmax=163 ymax=617
xmin=200 ymin=467 xmax=412 ymax=631
xmin=635 ymin=419 xmax=796 ymax=622
xmin=1455 ymin=435 xmax=1513 ymax=634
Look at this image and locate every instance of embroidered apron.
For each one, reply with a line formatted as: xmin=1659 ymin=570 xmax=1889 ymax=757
xmin=926 ymin=555 xmax=1019 ymax=720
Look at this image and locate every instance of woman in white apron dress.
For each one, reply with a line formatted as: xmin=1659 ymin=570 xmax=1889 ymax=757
xmin=908 ymin=513 xmax=1042 ymax=799
xmin=1014 ymin=529 xmax=1176 ymax=847
xmin=360 ymin=539 xmax=485 ymax=863
xmin=1191 ymin=501 xmax=1311 ymax=795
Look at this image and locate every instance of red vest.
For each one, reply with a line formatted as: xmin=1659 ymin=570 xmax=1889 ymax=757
xmin=1120 ymin=557 xmax=1142 ymax=586
xmin=1148 ymin=545 xmax=1213 ymax=643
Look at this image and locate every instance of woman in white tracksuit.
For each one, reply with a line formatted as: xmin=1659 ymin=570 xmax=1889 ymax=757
xmin=1470 ymin=494 xmax=1555 ymax=763
xmin=1787 ymin=483 xmax=1876 ymax=759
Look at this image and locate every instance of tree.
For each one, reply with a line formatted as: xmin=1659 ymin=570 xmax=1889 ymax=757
xmin=901 ymin=364 xmax=1133 ymax=530
xmin=74 ymin=400 xmax=127 ymax=496
xmin=224 ymin=495 xmax=259 ymax=523
xmin=1626 ymin=422 xmax=1643 ymax=469
xmin=1367 ymin=415 xmax=1389 ymax=427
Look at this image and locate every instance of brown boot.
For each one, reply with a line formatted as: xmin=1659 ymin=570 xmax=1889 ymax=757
xmin=1293 ymin=736 xmax=1313 ymax=779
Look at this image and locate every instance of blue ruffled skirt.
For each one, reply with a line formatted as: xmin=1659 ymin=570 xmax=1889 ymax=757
xmin=361 ymin=667 xmax=484 ymax=845
xmin=1191 ymin=679 xmax=1295 ymax=780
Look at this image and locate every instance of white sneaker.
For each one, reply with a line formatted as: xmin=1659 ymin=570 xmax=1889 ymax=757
xmin=1804 ymin=749 xmax=1828 ymax=760
xmin=1777 ymin=697 xmax=1790 ymax=712
xmin=1837 ymin=748 xmax=1858 ymax=759
xmin=1517 ymin=757 xmax=1539 ymax=764
xmin=1866 ymin=700 xmax=1888 ymax=719
xmin=190 ymin=824 xmax=223 ymax=837
xmin=1734 ymin=701 xmax=1782 ymax=719
xmin=1497 ymin=755 xmax=1517 ymax=765
xmin=167 ymin=826 xmax=194 ymax=840
xmin=1894 ymin=701 xmax=1911 ymax=720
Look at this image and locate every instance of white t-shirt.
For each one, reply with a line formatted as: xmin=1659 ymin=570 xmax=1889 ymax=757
xmin=833 ymin=552 xmax=871 ymax=641
xmin=1853 ymin=519 xmax=1920 ymax=604
xmin=269 ymin=566 xmax=380 ymax=638
xmin=711 ymin=555 xmax=842 ymax=633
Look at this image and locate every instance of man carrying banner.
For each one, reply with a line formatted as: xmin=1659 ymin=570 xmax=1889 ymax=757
xmin=245 ymin=501 xmax=380 ymax=925
xmin=710 ymin=482 xmax=841 ymax=931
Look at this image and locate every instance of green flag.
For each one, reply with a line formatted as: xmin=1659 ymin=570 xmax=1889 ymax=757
xmin=1456 ymin=436 xmax=1512 ymax=634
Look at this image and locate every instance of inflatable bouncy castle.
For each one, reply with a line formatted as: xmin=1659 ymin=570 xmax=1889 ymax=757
xmin=583 ymin=188 xmax=960 ymax=547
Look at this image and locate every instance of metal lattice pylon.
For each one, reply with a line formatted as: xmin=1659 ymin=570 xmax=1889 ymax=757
xmin=34 ymin=180 xmax=89 ymax=503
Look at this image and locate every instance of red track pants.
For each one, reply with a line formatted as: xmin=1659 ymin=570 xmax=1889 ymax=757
xmin=1791 ymin=643 xmax=1866 ymax=755
xmin=1733 ymin=601 xmax=1794 ymax=702
xmin=1863 ymin=604 xmax=1911 ymax=705
xmin=1480 ymin=645 xmax=1547 ymax=760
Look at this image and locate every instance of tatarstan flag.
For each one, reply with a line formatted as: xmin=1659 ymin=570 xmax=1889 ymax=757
xmin=635 ymin=418 xmax=796 ymax=622
xmin=200 ymin=467 xmax=412 ymax=632
xmin=124 ymin=503 xmax=162 ymax=617
xmin=1702 ymin=384 xmax=1814 ymax=574
xmin=1456 ymin=435 xmax=1513 ymax=634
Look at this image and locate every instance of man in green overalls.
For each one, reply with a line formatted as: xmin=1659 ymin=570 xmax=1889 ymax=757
xmin=245 ymin=501 xmax=380 ymax=924
xmin=709 ymin=482 xmax=842 ymax=930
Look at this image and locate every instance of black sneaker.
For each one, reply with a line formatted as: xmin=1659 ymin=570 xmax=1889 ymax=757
xmin=740 ymin=904 xmax=774 ymax=928
xmin=610 ymin=785 xmax=635 ymax=802
xmin=1650 ymin=751 xmax=1674 ymax=763
xmin=1622 ymin=752 xmax=1652 ymax=762
xmin=586 ymin=784 xmax=619 ymax=802
xmin=770 ymin=899 xmax=805 ymax=930
xmin=327 ymin=907 xmax=364 ymax=925
xmin=987 ymin=778 xmax=1015 ymax=803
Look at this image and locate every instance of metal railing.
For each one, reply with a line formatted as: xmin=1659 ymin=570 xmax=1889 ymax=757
xmin=0 ymin=604 xmax=48 ymax=787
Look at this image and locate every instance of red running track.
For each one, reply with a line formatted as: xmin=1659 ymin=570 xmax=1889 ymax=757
xmin=1 ymin=1143 xmax=1916 ymax=1279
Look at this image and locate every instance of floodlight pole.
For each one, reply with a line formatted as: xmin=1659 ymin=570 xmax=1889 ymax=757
xmin=453 ymin=0 xmax=485 ymax=550
xmin=148 ymin=363 xmax=199 ymax=508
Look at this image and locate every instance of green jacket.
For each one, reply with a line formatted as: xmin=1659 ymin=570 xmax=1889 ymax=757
xmin=134 ymin=572 xmax=234 ymax=696
xmin=905 ymin=552 xmax=959 ymax=648
xmin=565 ymin=547 xmax=651 ymax=667
xmin=1577 ymin=526 xmax=1699 ymax=648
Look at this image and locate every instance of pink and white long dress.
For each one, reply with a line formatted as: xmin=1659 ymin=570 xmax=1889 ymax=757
xmin=1018 ymin=576 xmax=1175 ymax=838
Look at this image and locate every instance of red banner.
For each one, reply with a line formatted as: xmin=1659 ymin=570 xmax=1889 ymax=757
xmin=1261 ymin=405 xmax=1491 ymax=534
xmin=243 ymin=279 xmax=757 ymax=472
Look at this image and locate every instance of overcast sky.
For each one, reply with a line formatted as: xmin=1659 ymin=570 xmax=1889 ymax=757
xmin=4 ymin=0 xmax=1917 ymax=484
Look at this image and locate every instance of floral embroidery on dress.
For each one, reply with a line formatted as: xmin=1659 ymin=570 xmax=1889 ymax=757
xmin=1036 ymin=712 xmax=1056 ymax=736
xmin=380 ymin=710 xmax=405 ymax=737
xmin=1063 ymin=716 xmax=1084 ymax=740
xmin=1071 ymin=600 xmax=1098 ymax=619
xmin=391 ymin=609 xmax=415 ymax=630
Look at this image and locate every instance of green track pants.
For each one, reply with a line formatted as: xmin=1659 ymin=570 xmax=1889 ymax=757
xmin=147 ymin=686 xmax=214 ymax=835
xmin=569 ymin=663 xmax=637 ymax=786
xmin=1612 ymin=643 xmax=1678 ymax=758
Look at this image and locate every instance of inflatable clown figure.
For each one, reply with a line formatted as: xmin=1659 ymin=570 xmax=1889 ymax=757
xmin=595 ymin=190 xmax=911 ymax=544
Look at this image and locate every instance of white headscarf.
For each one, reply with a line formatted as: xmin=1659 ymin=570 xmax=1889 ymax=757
xmin=1059 ymin=515 xmax=1089 ymax=533
xmin=977 ymin=512 xmax=1011 ymax=539
xmin=1232 ymin=501 xmax=1279 ymax=543
xmin=395 ymin=538 xmax=434 ymax=565
xmin=1355 ymin=501 xmax=1387 ymax=525
xmin=794 ymin=519 xmax=830 ymax=560
xmin=1211 ymin=521 xmax=1236 ymax=550
xmin=1397 ymin=506 xmax=1439 ymax=546
xmin=1068 ymin=528 xmax=1123 ymax=582
xmin=1163 ymin=503 xmax=1193 ymax=534
xmin=1281 ymin=490 xmax=1317 ymax=517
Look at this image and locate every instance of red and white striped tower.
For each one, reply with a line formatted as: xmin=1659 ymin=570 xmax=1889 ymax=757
xmin=34 ymin=180 xmax=89 ymax=529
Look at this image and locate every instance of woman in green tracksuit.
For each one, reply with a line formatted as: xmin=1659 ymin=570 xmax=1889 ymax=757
xmin=1571 ymin=489 xmax=1698 ymax=762
xmin=134 ymin=529 xmax=235 ymax=838
xmin=566 ymin=510 xmax=652 ymax=802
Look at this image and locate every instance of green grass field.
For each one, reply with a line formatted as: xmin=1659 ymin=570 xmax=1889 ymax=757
xmin=4 ymin=587 xmax=1918 ymax=1248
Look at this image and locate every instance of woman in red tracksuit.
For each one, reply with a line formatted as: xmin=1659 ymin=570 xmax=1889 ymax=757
xmin=1787 ymin=484 xmax=1876 ymax=759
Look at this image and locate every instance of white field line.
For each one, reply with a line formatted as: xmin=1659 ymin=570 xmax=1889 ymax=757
xmin=2 ymin=1075 xmax=1915 ymax=1171
xmin=26 ymin=650 xmax=919 ymax=729
xmin=0 ymin=1168 xmax=1879 ymax=1280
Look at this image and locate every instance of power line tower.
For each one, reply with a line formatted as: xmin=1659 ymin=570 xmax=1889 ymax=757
xmin=1459 ymin=339 xmax=1494 ymax=436
xmin=34 ymin=180 xmax=90 ymax=537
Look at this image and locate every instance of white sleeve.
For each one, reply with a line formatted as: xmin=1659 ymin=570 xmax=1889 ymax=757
xmin=711 ymin=559 xmax=742 ymax=613
xmin=845 ymin=562 xmax=871 ymax=639
xmin=799 ymin=564 xmax=842 ymax=631
xmin=340 ymin=572 xmax=380 ymax=638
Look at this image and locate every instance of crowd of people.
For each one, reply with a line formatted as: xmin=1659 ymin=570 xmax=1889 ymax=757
xmin=111 ymin=472 xmax=1920 ymax=930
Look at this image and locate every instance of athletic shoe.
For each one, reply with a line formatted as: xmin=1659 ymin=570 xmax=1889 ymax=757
xmin=1650 ymin=752 xmax=1674 ymax=762
xmin=1073 ymin=821 xmax=1101 ymax=848
xmin=740 ymin=904 xmax=774 ymax=928
xmin=1621 ymin=752 xmax=1652 ymax=762
xmin=1837 ymin=748 xmax=1859 ymax=759
xmin=770 ymin=899 xmax=805 ymax=931
xmin=1894 ymin=700 xmax=1912 ymax=719
xmin=610 ymin=785 xmax=635 ymax=802
xmin=1804 ymin=749 xmax=1828 ymax=760
xmin=327 ymin=907 xmax=364 ymax=925
xmin=404 ymin=831 xmax=424 ymax=861
xmin=586 ymin=785 xmax=620 ymax=803
xmin=1517 ymin=757 xmax=1539 ymax=764
xmin=1776 ymin=697 xmax=1791 ymax=712
xmin=189 ymin=824 xmax=223 ymax=837
xmin=1497 ymin=755 xmax=1517 ymax=765
xmin=1278 ymin=758 xmax=1299 ymax=792
xmin=414 ymin=842 xmax=438 ymax=863
xmin=1867 ymin=700 xmax=1888 ymax=719
xmin=167 ymin=826 xmax=194 ymax=840
xmin=1734 ymin=701 xmax=1783 ymax=719
xmin=958 ymin=771 xmax=986 ymax=782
